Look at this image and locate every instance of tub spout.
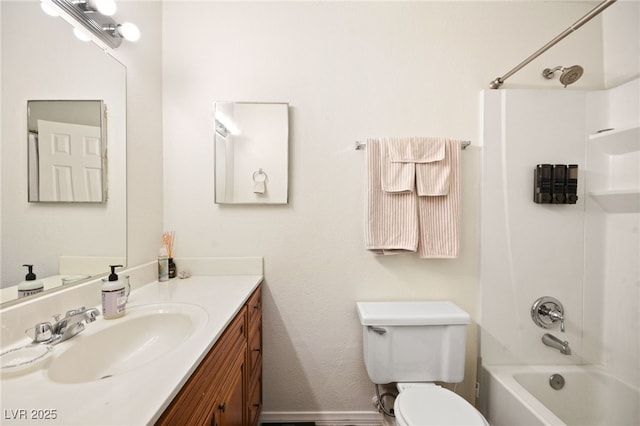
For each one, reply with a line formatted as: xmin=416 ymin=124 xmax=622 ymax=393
xmin=542 ymin=333 xmax=571 ymax=355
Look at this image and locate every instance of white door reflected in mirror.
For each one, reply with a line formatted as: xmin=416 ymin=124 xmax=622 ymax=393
xmin=36 ymin=120 xmax=104 ymax=202
xmin=27 ymin=100 xmax=107 ymax=203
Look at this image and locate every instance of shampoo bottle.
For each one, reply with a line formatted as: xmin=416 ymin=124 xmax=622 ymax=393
xmin=102 ymin=265 xmax=127 ymax=319
xmin=17 ymin=264 xmax=44 ymax=298
xmin=158 ymin=246 xmax=169 ymax=282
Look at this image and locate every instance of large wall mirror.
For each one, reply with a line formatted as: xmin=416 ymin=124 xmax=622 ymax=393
xmin=214 ymin=102 xmax=289 ymax=204
xmin=0 ymin=1 xmax=127 ymax=305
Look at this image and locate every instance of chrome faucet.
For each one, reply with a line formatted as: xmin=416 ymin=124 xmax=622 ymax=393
xmin=542 ymin=333 xmax=572 ymax=355
xmin=27 ymin=306 xmax=100 ymax=345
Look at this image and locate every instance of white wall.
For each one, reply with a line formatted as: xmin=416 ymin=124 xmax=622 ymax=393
xmin=603 ymin=0 xmax=640 ymax=88
xmin=108 ymin=1 xmax=164 ymax=270
xmin=162 ymin=1 xmax=605 ymax=415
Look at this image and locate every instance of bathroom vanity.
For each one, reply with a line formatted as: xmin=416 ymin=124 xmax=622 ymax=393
xmin=158 ymin=284 xmax=262 ymax=425
xmin=0 ymin=260 xmax=263 ymax=425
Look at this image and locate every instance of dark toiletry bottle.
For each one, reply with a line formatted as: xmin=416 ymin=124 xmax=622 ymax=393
xmin=168 ymin=258 xmax=177 ymax=279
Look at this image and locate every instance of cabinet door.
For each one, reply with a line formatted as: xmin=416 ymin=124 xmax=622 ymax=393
xmin=247 ymin=287 xmax=262 ymax=330
xmin=247 ymin=368 xmax=262 ymax=426
xmin=218 ymin=358 xmax=245 ymax=426
xmin=248 ymin=323 xmax=262 ymax=374
xmin=158 ymin=308 xmax=246 ymax=426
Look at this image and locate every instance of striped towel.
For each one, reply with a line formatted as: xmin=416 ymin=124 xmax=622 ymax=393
xmin=415 ymin=140 xmax=451 ymax=196
xmin=417 ymin=139 xmax=460 ymax=258
xmin=382 ymin=137 xmax=450 ymax=196
xmin=365 ymin=138 xmax=419 ymax=254
xmin=387 ymin=136 xmax=445 ymax=163
xmin=381 ymin=138 xmax=415 ymax=193
xmin=365 ymin=137 xmax=461 ymax=258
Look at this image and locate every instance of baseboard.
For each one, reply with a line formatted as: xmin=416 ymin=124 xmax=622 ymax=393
xmin=259 ymin=411 xmax=383 ymax=425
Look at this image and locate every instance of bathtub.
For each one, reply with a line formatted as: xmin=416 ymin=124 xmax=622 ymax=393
xmin=481 ymin=365 xmax=640 ymax=426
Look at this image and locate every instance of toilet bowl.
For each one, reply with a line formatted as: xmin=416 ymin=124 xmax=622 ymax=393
xmin=394 ymin=383 xmax=489 ymax=426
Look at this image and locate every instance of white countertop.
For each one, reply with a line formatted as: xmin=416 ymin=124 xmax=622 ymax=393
xmin=0 ymin=274 xmax=262 ymax=425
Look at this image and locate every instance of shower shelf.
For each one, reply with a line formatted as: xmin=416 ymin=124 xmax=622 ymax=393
xmin=588 ymin=126 xmax=640 ymax=154
xmin=589 ymin=189 xmax=640 ymax=213
xmin=587 ymin=125 xmax=639 ymax=213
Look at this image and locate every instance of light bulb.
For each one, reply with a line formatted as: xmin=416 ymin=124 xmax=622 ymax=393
xmin=40 ymin=1 xmax=59 ymax=17
xmin=118 ymin=23 xmax=140 ymax=42
xmin=90 ymin=0 xmax=116 ymax=16
xmin=73 ymin=27 xmax=91 ymax=42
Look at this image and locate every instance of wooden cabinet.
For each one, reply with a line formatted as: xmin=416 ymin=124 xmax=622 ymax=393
xmin=246 ymin=286 xmax=262 ymax=426
xmin=157 ymin=284 xmax=262 ymax=426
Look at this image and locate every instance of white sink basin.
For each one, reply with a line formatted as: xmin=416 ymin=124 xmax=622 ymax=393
xmin=46 ymin=303 xmax=208 ymax=384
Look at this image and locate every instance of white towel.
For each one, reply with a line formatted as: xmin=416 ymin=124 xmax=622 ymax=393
xmin=253 ymin=181 xmax=266 ymax=194
xmin=417 ymin=139 xmax=460 ymax=258
xmin=365 ymin=138 xmax=419 ymax=254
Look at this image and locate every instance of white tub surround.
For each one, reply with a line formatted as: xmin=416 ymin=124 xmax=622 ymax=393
xmin=479 ymin=78 xmax=639 ymax=425
xmin=0 ymin=258 xmax=263 ymax=425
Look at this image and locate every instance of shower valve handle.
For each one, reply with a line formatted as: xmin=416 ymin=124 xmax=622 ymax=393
xmin=531 ymin=296 xmax=566 ymax=332
xmin=547 ymin=309 xmax=565 ymax=332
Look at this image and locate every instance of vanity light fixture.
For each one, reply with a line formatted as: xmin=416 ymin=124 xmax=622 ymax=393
xmin=103 ymin=23 xmax=141 ymax=42
xmin=40 ymin=1 xmax=60 ymax=17
xmin=214 ymin=112 xmax=241 ymax=136
xmin=40 ymin=0 xmax=139 ymax=49
xmin=76 ymin=0 xmax=117 ymax=16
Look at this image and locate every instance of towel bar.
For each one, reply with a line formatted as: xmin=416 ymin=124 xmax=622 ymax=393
xmin=355 ymin=140 xmax=471 ymax=151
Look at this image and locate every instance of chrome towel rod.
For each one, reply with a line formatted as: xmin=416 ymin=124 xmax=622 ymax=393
xmin=355 ymin=140 xmax=471 ymax=151
xmin=489 ymin=0 xmax=617 ymax=89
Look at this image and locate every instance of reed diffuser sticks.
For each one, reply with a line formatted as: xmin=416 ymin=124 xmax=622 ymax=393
xmin=162 ymin=231 xmax=177 ymax=279
xmin=162 ymin=231 xmax=175 ymax=258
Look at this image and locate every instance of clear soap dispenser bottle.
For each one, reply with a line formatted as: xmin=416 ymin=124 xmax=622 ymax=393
xmin=17 ymin=264 xmax=44 ymax=298
xmin=158 ymin=246 xmax=169 ymax=282
xmin=101 ymin=265 xmax=128 ymax=319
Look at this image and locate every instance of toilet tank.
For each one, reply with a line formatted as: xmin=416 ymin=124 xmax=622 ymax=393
xmin=356 ymin=301 xmax=470 ymax=384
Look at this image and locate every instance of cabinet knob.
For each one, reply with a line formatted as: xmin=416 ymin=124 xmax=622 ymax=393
xmin=218 ymin=403 xmax=226 ymax=412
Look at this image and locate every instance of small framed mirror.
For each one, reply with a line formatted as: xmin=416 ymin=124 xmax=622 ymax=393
xmin=27 ymin=100 xmax=107 ymax=203
xmin=214 ymin=102 xmax=289 ymax=204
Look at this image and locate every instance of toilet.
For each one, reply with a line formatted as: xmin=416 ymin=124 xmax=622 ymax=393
xmin=356 ymin=301 xmax=489 ymax=426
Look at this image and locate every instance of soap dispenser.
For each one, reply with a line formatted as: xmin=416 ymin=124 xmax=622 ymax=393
xmin=158 ymin=246 xmax=169 ymax=282
xmin=101 ymin=265 xmax=128 ymax=319
xmin=17 ymin=264 xmax=44 ymax=298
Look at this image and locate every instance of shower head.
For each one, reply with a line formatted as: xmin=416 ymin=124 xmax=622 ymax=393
xmin=560 ymin=65 xmax=584 ymax=86
xmin=542 ymin=65 xmax=584 ymax=87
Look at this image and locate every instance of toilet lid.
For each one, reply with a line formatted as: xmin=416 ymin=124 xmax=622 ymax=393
xmin=394 ymin=387 xmax=487 ymax=426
